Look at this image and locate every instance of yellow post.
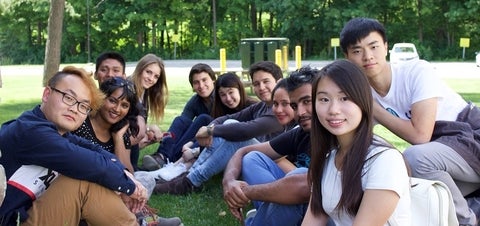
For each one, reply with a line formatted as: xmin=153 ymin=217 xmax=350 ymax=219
xmin=295 ymin=45 xmax=302 ymax=69
xmin=275 ymin=49 xmax=282 ymax=68
xmin=220 ymin=48 xmax=226 ymax=73
xmin=282 ymin=45 xmax=288 ymax=70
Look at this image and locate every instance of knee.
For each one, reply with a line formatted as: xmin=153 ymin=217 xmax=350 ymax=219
xmin=195 ymin=114 xmax=213 ymax=124
xmin=242 ymin=151 xmax=264 ymax=166
xmin=403 ymin=145 xmax=435 ymax=176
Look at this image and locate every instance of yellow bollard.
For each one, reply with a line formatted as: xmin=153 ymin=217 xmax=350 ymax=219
xmin=220 ymin=48 xmax=226 ymax=73
xmin=275 ymin=49 xmax=282 ymax=69
xmin=282 ymin=45 xmax=288 ymax=71
xmin=295 ymin=46 xmax=302 ymax=69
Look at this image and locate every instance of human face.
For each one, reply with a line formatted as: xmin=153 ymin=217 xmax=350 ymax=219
xmin=315 ymin=76 xmax=362 ymax=145
xmin=289 ymin=84 xmax=312 ymax=131
xmin=140 ymin=63 xmax=161 ymax=89
xmin=218 ymin=87 xmax=241 ymax=109
xmin=95 ymin=58 xmax=125 ymax=84
xmin=252 ymin=70 xmax=276 ymax=103
xmin=99 ymin=88 xmax=130 ymax=125
xmin=41 ymin=75 xmax=91 ymax=135
xmin=191 ymin=72 xmax=214 ymax=98
xmin=345 ymin=31 xmax=389 ymax=80
xmin=272 ymin=87 xmax=294 ymax=126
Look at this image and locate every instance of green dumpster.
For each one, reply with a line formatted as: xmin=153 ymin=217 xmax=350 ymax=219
xmin=239 ymin=38 xmax=289 ymax=70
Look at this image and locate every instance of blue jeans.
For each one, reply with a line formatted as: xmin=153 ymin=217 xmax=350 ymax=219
xmin=156 ymin=114 xmax=212 ymax=162
xmin=242 ymin=151 xmax=308 ymax=226
xmin=187 ymin=136 xmax=259 ymax=187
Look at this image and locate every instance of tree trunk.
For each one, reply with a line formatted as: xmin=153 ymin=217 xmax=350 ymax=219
xmin=250 ymin=3 xmax=257 ymax=33
xmin=43 ymin=0 xmax=65 ymax=86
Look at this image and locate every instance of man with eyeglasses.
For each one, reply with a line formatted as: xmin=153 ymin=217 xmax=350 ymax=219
xmin=0 ymin=66 xmax=148 ymax=225
xmin=223 ymin=67 xmax=335 ymax=226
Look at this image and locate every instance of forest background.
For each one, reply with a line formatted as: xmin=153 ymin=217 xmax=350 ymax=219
xmin=0 ymin=0 xmax=480 ymax=65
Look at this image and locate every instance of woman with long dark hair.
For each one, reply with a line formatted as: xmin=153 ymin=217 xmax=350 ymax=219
xmin=302 ymin=60 xmax=410 ymax=225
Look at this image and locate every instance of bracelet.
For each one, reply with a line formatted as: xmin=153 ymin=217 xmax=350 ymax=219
xmin=206 ymin=124 xmax=214 ymax=136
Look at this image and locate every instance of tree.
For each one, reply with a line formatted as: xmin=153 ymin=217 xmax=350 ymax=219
xmin=43 ymin=0 xmax=65 ymax=86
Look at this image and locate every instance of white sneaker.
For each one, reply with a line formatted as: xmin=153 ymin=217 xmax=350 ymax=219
xmin=155 ymin=163 xmax=187 ymax=181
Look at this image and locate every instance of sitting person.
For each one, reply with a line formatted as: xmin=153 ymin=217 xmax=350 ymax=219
xmin=142 ymin=63 xmax=216 ymax=170
xmin=0 ymin=66 xmax=148 ymax=225
xmin=73 ymin=77 xmax=140 ymax=173
xmin=92 ymin=51 xmax=147 ymax=170
xmin=148 ymin=72 xmax=258 ymax=181
xmin=223 ymin=67 xmax=318 ymax=225
xmin=340 ymin=17 xmax=480 ymax=225
xmin=72 ymin=77 xmax=182 ymax=225
xmin=154 ymin=61 xmax=286 ymax=195
xmin=302 ymin=60 xmax=410 ymax=225
xmin=128 ymin=53 xmax=169 ymax=170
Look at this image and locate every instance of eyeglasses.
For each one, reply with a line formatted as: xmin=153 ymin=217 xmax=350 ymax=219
xmin=50 ymin=87 xmax=92 ymax=114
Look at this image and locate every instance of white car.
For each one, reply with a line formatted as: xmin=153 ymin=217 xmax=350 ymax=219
xmin=389 ymin=43 xmax=419 ymax=64
xmin=476 ymin=51 xmax=480 ymax=67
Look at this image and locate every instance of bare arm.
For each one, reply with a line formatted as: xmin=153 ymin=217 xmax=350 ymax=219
xmin=223 ymin=142 xmax=282 ymax=213
xmin=302 ymin=198 xmax=329 ymax=226
xmin=130 ymin=115 xmax=146 ymax=146
xmin=373 ymin=98 xmax=437 ymax=144
xmin=113 ymin=124 xmax=134 ymax=173
xmin=353 ymin=189 xmax=399 ymax=226
xmin=243 ymin=173 xmax=310 ymax=204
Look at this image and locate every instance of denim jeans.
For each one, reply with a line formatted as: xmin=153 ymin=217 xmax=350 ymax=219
xmin=187 ymin=136 xmax=259 ymax=187
xmin=157 ymin=114 xmax=212 ymax=162
xmin=242 ymin=151 xmax=308 ymax=226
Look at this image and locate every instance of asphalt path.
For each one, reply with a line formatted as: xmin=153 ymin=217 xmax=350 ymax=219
xmin=1 ymin=60 xmax=479 ymax=79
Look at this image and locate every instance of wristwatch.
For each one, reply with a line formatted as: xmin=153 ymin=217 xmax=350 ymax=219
xmin=206 ymin=124 xmax=214 ymax=136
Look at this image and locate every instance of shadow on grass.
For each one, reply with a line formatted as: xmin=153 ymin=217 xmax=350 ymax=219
xmin=0 ymin=100 xmax=38 ymax=123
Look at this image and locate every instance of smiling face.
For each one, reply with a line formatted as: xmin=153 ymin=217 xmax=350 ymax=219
xmin=272 ymin=87 xmax=294 ymax=126
xmin=252 ymin=70 xmax=277 ymax=103
xmin=218 ymin=86 xmax=241 ymax=109
xmin=345 ymin=31 xmax=389 ymax=80
xmin=315 ymin=76 xmax=362 ymax=144
xmin=95 ymin=58 xmax=125 ymax=84
xmin=98 ymin=88 xmax=130 ymax=125
xmin=41 ymin=75 xmax=91 ymax=134
xmin=289 ymin=84 xmax=313 ymax=131
xmin=140 ymin=63 xmax=161 ymax=89
xmin=191 ymin=71 xmax=215 ymax=99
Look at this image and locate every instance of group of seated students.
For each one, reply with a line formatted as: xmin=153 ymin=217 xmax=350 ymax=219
xmin=1 ymin=16 xmax=480 ymax=226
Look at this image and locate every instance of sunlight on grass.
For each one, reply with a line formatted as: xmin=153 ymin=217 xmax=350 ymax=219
xmin=1 ymin=65 xmax=479 ymax=225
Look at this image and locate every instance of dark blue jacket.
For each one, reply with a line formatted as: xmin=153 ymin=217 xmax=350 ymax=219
xmin=0 ymin=106 xmax=136 ymax=225
xmin=181 ymin=93 xmax=214 ymax=120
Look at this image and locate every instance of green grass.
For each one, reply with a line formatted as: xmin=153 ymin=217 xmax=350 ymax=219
xmin=1 ymin=66 xmax=480 ymax=225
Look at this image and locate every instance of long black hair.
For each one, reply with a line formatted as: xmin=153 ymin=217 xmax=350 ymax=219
xmin=309 ymin=60 xmax=375 ymax=216
xmin=100 ymin=77 xmax=140 ymax=137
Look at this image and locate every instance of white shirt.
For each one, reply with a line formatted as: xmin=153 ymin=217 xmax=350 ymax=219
xmin=374 ymin=59 xmax=467 ymax=121
xmin=321 ymin=146 xmax=411 ymax=225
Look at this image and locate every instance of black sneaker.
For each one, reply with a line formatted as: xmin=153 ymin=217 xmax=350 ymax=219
xmin=142 ymin=153 xmax=166 ymax=171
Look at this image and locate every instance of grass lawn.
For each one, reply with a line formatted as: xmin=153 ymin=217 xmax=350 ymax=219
xmin=1 ymin=65 xmax=480 ymax=225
